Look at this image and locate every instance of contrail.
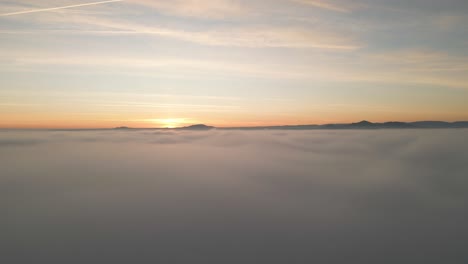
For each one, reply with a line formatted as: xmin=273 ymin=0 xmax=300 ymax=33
xmin=0 ymin=0 xmax=123 ymax=17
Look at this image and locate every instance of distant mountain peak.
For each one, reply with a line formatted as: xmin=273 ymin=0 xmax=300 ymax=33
xmin=355 ymin=120 xmax=373 ymax=125
xmin=178 ymin=124 xmax=214 ymax=130
xmin=350 ymin=120 xmax=375 ymax=128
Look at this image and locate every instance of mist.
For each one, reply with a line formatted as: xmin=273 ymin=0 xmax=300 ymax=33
xmin=2 ymin=129 xmax=468 ymax=263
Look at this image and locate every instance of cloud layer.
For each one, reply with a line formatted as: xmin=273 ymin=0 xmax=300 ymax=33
xmin=2 ymin=129 xmax=468 ymax=263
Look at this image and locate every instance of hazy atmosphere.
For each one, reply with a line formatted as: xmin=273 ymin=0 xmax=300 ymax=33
xmin=2 ymin=129 xmax=468 ymax=263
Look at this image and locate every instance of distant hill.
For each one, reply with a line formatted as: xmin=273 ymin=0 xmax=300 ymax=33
xmin=221 ymin=120 xmax=468 ymax=130
xmin=177 ymin=124 xmax=215 ymax=130
xmin=453 ymin=121 xmax=468 ymax=128
xmin=111 ymin=121 xmax=468 ymax=131
xmin=349 ymin=120 xmax=377 ymax=128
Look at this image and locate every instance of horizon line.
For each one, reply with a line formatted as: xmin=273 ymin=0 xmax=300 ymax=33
xmin=2 ymin=120 xmax=468 ymax=130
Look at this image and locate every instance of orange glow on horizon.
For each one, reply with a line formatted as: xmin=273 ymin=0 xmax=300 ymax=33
xmin=2 ymin=112 xmax=468 ymax=129
xmin=142 ymin=118 xmax=194 ymax=128
xmin=2 ymin=107 xmax=468 ymax=129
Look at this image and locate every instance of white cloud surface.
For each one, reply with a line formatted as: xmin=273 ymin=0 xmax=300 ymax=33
xmin=2 ymin=129 xmax=468 ymax=263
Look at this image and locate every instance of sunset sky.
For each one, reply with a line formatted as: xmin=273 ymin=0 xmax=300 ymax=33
xmin=1 ymin=0 xmax=468 ymax=128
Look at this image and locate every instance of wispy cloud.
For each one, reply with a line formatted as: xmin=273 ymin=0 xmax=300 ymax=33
xmin=0 ymin=0 xmax=123 ymax=17
xmin=1 ymin=35 xmax=467 ymax=87
xmin=0 ymin=0 xmax=361 ymax=50
xmin=369 ymin=49 xmax=468 ymax=72
xmin=128 ymin=0 xmax=247 ymax=19
xmin=2 ymin=13 xmax=360 ymax=50
xmin=4 ymin=48 xmax=468 ymax=90
xmin=432 ymin=14 xmax=466 ymax=31
xmin=291 ymin=0 xmax=353 ymax=13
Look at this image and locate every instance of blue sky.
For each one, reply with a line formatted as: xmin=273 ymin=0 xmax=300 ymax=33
xmin=1 ymin=0 xmax=468 ymax=128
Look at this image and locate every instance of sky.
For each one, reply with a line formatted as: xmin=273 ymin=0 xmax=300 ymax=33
xmin=2 ymin=129 xmax=468 ymax=263
xmin=1 ymin=0 xmax=468 ymax=128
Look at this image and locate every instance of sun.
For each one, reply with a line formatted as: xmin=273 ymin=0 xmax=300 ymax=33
xmin=160 ymin=118 xmax=182 ymax=128
xmin=146 ymin=118 xmax=188 ymax=128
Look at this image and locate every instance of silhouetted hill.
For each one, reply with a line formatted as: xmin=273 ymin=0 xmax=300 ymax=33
xmin=221 ymin=121 xmax=468 ymax=130
xmin=453 ymin=121 xmax=468 ymax=128
xmin=409 ymin=121 xmax=451 ymax=128
xmin=349 ymin=120 xmax=377 ymax=128
xmin=178 ymin=124 xmax=214 ymax=130
xmin=110 ymin=121 xmax=468 ymax=131
xmin=381 ymin=122 xmax=414 ymax=128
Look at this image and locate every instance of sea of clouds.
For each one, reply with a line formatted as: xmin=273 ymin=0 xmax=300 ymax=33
xmin=1 ymin=129 xmax=468 ymax=263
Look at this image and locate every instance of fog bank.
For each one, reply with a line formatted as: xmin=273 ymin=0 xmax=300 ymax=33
xmin=2 ymin=129 xmax=468 ymax=264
